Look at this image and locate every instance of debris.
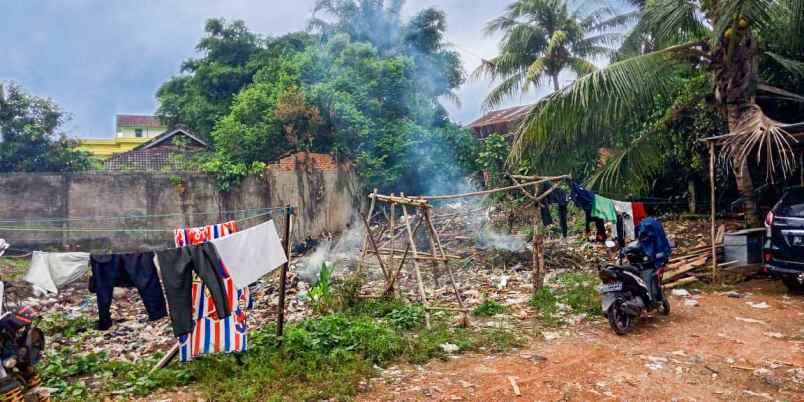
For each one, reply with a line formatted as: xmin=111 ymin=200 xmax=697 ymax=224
xmin=753 ymin=368 xmax=772 ymax=377
xmin=542 ymin=331 xmax=560 ymax=341
xmin=440 ymin=343 xmax=460 ymax=353
xmin=684 ymin=299 xmax=699 ymax=307
xmin=746 ymin=301 xmax=769 ymax=309
xmin=645 ymin=356 xmax=667 ymax=370
xmin=735 ymin=316 xmax=768 ymax=326
xmin=765 ymin=332 xmax=784 ymax=339
xmin=724 ymin=291 xmax=742 ymax=298
xmin=671 ymin=289 xmax=690 ymax=297
xmin=507 ymin=376 xmax=521 ymax=396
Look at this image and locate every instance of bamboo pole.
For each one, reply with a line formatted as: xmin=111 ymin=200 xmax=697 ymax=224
xmin=389 ymin=194 xmax=396 ymax=283
xmin=402 ymin=202 xmax=431 ymax=329
xmin=384 ymin=220 xmax=424 ymax=295
xmin=425 ymin=208 xmax=442 ymax=288
xmin=709 ymin=141 xmax=718 ymax=283
xmin=359 ymin=212 xmax=390 ymax=282
xmin=358 ymin=188 xmax=378 ymax=273
xmin=424 ymin=207 xmax=467 ymax=326
xmin=532 ymin=185 xmax=545 ymax=292
xmin=277 ymin=206 xmax=294 ymax=342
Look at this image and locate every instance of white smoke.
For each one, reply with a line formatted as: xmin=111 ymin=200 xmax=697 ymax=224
xmin=295 ymin=217 xmax=365 ymax=284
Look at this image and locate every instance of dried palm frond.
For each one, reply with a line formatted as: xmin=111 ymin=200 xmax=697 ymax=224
xmin=720 ymin=105 xmax=797 ymax=181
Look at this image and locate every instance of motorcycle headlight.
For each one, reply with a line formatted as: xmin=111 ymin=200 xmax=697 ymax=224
xmin=3 ymin=356 xmax=16 ymax=369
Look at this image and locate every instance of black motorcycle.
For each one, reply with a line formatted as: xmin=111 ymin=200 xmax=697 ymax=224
xmin=598 ymin=241 xmax=670 ymax=335
xmin=0 ymin=282 xmax=47 ymax=402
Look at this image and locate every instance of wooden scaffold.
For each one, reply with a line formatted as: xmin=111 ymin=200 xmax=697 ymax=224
xmin=356 ymin=174 xmax=571 ymax=328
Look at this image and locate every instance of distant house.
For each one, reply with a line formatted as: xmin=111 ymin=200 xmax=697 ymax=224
xmin=103 ymin=128 xmax=209 ymax=171
xmin=466 ymin=104 xmax=534 ymax=141
xmin=78 ymin=114 xmax=168 ymax=158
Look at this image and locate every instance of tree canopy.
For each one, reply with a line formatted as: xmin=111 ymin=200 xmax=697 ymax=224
xmin=0 ymin=82 xmax=93 ymax=173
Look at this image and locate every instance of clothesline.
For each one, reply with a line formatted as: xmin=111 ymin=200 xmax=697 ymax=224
xmin=0 ymin=206 xmax=291 ymax=224
xmin=0 ymin=211 xmax=276 ymax=233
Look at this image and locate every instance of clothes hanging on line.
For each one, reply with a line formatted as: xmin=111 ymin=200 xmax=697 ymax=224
xmin=592 ymin=195 xmax=618 ymax=222
xmin=539 ymin=184 xmax=569 ymax=238
xmin=156 ymin=243 xmax=231 ymax=337
xmin=173 ymin=221 xmax=250 ymax=362
xmin=89 ymin=252 xmax=168 ymax=331
xmin=25 ymin=251 xmax=90 ymax=295
xmin=632 ymin=202 xmax=647 ymax=227
xmin=209 ymin=220 xmax=287 ymax=289
xmin=613 ymin=200 xmax=635 ymax=242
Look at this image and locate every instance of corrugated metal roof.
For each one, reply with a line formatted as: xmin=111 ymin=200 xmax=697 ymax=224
xmin=466 ymin=104 xmax=534 ymax=129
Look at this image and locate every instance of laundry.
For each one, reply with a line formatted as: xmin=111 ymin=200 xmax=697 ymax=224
xmin=540 ymin=184 xmax=569 ymax=238
xmin=173 ymin=221 xmax=251 ymax=361
xmin=25 ymin=251 xmax=91 ymax=295
xmin=571 ymin=182 xmax=606 ymax=241
xmin=156 ymin=243 xmax=231 ymax=336
xmin=632 ymin=202 xmax=647 ymax=226
xmin=592 ymin=195 xmax=618 ymax=222
xmin=210 ymin=220 xmax=288 ymax=289
xmin=613 ymin=200 xmax=635 ymax=242
xmin=89 ymin=252 xmax=168 ymax=331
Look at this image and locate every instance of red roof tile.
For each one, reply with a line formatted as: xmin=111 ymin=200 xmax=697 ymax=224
xmin=466 ymin=104 xmax=534 ymax=129
xmin=116 ymin=114 xmax=165 ymax=128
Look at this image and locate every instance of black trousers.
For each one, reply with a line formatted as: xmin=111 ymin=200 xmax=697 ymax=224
xmin=90 ymin=252 xmax=168 ymax=331
xmin=156 ymin=243 xmax=230 ymax=337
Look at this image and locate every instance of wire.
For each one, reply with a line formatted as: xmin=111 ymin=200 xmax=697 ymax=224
xmin=0 ymin=206 xmax=289 ymax=224
xmin=0 ymin=211 xmax=276 ymax=233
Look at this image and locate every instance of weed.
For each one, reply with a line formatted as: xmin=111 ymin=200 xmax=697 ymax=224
xmin=472 ymin=299 xmax=507 ymax=317
xmin=309 ymin=262 xmax=336 ymax=314
xmin=552 ymin=272 xmax=601 ymax=316
xmin=530 ymin=286 xmax=561 ymax=325
xmin=36 ymin=312 xmax=94 ymax=338
xmin=383 ymin=304 xmax=425 ymax=330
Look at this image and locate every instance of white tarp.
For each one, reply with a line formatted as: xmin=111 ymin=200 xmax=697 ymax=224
xmin=210 ymin=220 xmax=287 ymax=289
xmin=24 ymin=251 xmax=91 ymax=295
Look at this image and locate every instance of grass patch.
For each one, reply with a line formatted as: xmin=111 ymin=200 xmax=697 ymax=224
xmin=0 ymin=257 xmax=30 ymax=280
xmin=530 ymin=272 xmax=601 ymax=325
xmin=472 ymin=299 xmax=507 ymax=317
xmin=42 ymin=295 xmax=522 ymax=401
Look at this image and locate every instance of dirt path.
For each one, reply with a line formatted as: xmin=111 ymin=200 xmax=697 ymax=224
xmin=359 ymin=279 xmax=804 ymax=401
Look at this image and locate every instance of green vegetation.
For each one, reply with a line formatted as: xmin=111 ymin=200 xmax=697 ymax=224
xmin=530 ymin=271 xmax=601 ymax=325
xmin=472 ymin=299 xmax=507 ymax=317
xmin=39 ymin=292 xmax=522 ymax=401
xmin=0 ymin=83 xmax=93 ymax=173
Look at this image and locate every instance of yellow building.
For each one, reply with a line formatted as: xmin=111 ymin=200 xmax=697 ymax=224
xmin=78 ymin=114 xmax=168 ymax=158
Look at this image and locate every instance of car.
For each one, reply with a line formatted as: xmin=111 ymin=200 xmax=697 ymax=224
xmin=764 ymin=186 xmax=804 ymax=293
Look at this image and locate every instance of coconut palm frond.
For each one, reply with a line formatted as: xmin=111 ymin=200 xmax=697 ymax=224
xmin=585 ymin=9 xmax=641 ymax=33
xmin=714 ymin=0 xmax=774 ymax=39
xmin=720 ymin=105 xmax=797 ymax=181
xmin=641 ymin=0 xmax=709 ymax=47
xmin=585 ymin=131 xmax=662 ymax=192
xmin=757 ymin=83 xmax=804 ymax=103
xmin=527 ymin=58 xmax=547 ymax=82
xmin=567 ymin=57 xmax=597 ymax=76
xmin=482 ymin=72 xmax=533 ymax=110
xmin=512 ymin=42 xmax=701 ymax=160
xmin=765 ymin=51 xmax=804 ymax=77
xmin=578 ymin=32 xmax=624 ymax=49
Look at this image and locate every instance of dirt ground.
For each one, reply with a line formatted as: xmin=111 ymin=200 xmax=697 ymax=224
xmin=358 ymin=279 xmax=804 ymax=402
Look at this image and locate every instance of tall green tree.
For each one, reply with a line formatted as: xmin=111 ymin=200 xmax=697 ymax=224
xmin=0 ymin=83 xmax=92 ymax=173
xmin=473 ymin=0 xmax=632 ymax=109
xmin=514 ymin=0 xmax=804 ymax=224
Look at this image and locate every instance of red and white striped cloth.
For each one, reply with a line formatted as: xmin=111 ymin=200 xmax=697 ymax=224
xmin=174 ymin=221 xmax=250 ymax=362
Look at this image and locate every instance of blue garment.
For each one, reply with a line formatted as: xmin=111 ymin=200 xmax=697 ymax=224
xmin=570 ymin=182 xmax=594 ymax=211
xmin=636 ymin=218 xmax=672 ymax=267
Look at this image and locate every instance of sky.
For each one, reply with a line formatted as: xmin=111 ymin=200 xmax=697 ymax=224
xmin=0 ymin=0 xmax=554 ymax=138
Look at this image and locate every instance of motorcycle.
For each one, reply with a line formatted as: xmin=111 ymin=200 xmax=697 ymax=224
xmin=598 ymin=240 xmax=670 ymax=335
xmin=0 ymin=241 xmax=48 ymax=401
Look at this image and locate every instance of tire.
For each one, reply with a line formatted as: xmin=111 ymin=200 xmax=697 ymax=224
xmin=607 ymin=301 xmax=631 ymax=335
xmin=658 ymin=298 xmax=670 ymax=316
xmin=782 ymin=277 xmax=804 ymax=294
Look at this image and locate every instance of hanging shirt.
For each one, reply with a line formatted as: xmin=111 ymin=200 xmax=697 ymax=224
xmin=613 ymin=200 xmax=635 ymax=242
xmin=25 ymin=252 xmax=91 ymax=295
xmin=632 ymin=202 xmax=647 ymax=227
xmin=173 ymin=221 xmax=250 ymax=362
xmin=592 ymin=195 xmax=618 ymax=222
xmin=209 ymin=220 xmax=287 ymax=289
xmin=570 ymin=182 xmax=595 ymax=211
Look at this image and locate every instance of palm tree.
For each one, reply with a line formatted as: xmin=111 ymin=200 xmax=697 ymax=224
xmin=513 ymin=0 xmax=804 ymax=225
xmin=473 ymin=0 xmax=633 ymax=109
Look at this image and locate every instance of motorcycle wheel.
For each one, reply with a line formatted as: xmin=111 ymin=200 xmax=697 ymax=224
xmin=607 ymin=301 xmax=631 ymax=335
xmin=657 ymin=299 xmax=670 ymax=316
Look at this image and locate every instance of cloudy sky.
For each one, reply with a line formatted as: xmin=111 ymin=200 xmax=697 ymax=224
xmin=1 ymin=1 xmax=554 ymax=138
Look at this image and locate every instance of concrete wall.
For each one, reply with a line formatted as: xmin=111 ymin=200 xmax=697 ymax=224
xmin=0 ymin=164 xmax=360 ymax=252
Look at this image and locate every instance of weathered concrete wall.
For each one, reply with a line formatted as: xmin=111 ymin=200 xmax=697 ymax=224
xmin=0 ymin=164 xmax=359 ymax=252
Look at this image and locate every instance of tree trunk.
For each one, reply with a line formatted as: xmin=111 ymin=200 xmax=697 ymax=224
xmin=711 ymin=24 xmax=761 ymax=226
xmin=552 ymin=75 xmax=560 ymax=92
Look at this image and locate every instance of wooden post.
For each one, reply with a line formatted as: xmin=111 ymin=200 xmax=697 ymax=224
xmin=358 ymin=188 xmax=378 ymax=273
xmin=709 ymin=142 xmax=718 ymax=283
xmin=384 ymin=220 xmax=423 ymax=295
xmin=532 ymin=185 xmax=545 ymax=292
xmin=277 ymin=205 xmax=293 ymax=342
xmin=402 ymin=202 xmax=431 ymax=329
xmin=359 ymin=212 xmax=390 ymax=282
xmin=424 ymin=207 xmax=467 ymax=326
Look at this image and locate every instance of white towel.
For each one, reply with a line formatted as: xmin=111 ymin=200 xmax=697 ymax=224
xmin=210 ymin=220 xmax=288 ymax=289
xmin=613 ymin=201 xmax=635 ymax=241
xmin=24 ymin=251 xmax=91 ymax=294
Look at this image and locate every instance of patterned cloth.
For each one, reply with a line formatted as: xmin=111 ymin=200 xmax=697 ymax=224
xmin=174 ymin=221 xmax=250 ymax=362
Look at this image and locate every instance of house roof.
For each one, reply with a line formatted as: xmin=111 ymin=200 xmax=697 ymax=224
xmin=116 ymin=114 xmax=165 ymax=128
xmin=134 ymin=127 xmax=209 ymax=151
xmin=103 ymin=149 xmax=199 ymax=171
xmin=466 ymin=104 xmax=534 ymax=129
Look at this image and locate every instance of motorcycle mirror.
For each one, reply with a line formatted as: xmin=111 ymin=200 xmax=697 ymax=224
xmin=604 ymin=240 xmax=616 ymax=249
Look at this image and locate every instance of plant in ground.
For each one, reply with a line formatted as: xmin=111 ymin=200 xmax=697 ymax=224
xmin=472 ymin=299 xmax=507 ymax=317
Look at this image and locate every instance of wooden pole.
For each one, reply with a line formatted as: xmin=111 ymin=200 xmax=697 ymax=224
xmin=384 ymin=220 xmax=423 ymax=295
xmin=709 ymin=142 xmax=718 ymax=283
xmin=424 ymin=207 xmax=467 ymax=326
xmin=359 ymin=212 xmax=390 ymax=281
xmin=358 ymin=188 xmax=378 ymax=273
xmin=532 ymin=185 xmax=545 ymax=292
xmin=277 ymin=205 xmax=293 ymax=342
xmin=402 ymin=202 xmax=431 ymax=329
